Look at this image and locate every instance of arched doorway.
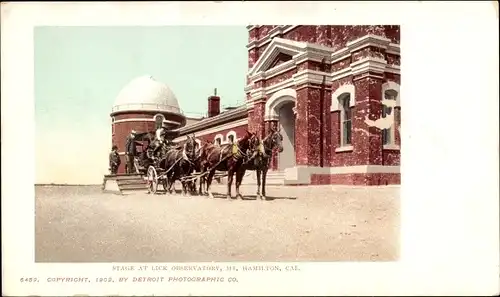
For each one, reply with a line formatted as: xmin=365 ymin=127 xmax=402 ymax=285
xmin=264 ymin=88 xmax=297 ymax=171
xmin=278 ymin=102 xmax=296 ymax=170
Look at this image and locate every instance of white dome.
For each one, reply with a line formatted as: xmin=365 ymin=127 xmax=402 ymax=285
xmin=112 ymin=75 xmax=182 ymax=114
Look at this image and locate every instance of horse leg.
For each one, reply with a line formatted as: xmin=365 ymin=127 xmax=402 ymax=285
xmin=261 ymin=166 xmax=268 ymax=200
xmin=226 ymin=169 xmax=234 ymax=200
xmin=167 ymin=172 xmax=175 ymax=194
xmin=256 ymin=169 xmax=261 ymax=200
xmin=206 ymin=169 xmax=216 ymax=199
xmin=198 ymin=176 xmax=203 ymax=195
xmin=235 ymin=168 xmax=245 ymax=200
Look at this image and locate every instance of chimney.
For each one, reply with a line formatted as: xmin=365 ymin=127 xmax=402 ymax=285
xmin=207 ymin=88 xmax=220 ymax=118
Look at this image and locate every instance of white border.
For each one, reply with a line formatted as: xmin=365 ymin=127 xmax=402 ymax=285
xmin=2 ymin=2 xmax=499 ymax=296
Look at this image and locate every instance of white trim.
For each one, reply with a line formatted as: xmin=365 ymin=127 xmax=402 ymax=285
xmin=329 ymin=34 xmax=400 ymax=81
xmin=174 ymin=118 xmax=248 ymax=141
xmin=248 ymin=78 xmax=297 ymax=102
xmin=284 ymin=165 xmax=400 ymax=184
xmin=244 ymin=84 xmax=254 ymax=93
xmin=294 ymin=50 xmax=331 ymax=65
xmin=331 ymin=34 xmax=395 ymax=62
xmin=346 ymin=34 xmax=392 ymax=53
xmin=293 ymin=69 xmax=333 ymax=86
xmin=331 ymin=56 xmax=398 ymax=81
xmin=214 ymin=134 xmax=224 ymax=145
xmin=383 ymin=144 xmax=400 ymax=150
xmin=382 ymin=81 xmax=401 ymax=107
xmin=248 ymin=37 xmax=334 ymax=78
xmin=381 ymin=81 xmax=401 ymax=147
xmin=331 ymin=84 xmax=356 ymax=112
xmin=113 ymin=118 xmax=180 ymax=126
xmin=226 ymin=130 xmax=237 ymax=143
xmin=335 ymin=145 xmax=353 ymax=153
xmin=258 ymin=59 xmax=296 ymax=81
xmin=111 ymin=103 xmax=182 ymax=114
xmin=264 ymin=88 xmax=297 ymax=121
xmin=246 ymin=26 xmax=299 ymax=50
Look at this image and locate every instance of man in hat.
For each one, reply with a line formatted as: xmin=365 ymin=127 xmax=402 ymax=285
xmin=125 ymin=130 xmax=143 ymax=174
xmin=108 ymin=144 xmax=121 ymax=174
xmin=151 ymin=125 xmax=167 ymax=159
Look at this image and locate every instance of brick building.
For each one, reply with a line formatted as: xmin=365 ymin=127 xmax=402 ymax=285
xmin=110 ymin=25 xmax=401 ymax=185
xmin=110 ymin=75 xmax=186 ymax=174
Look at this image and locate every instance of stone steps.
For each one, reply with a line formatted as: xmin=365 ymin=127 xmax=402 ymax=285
xmin=102 ymin=174 xmax=148 ymax=194
xmin=237 ymin=170 xmax=285 ymax=185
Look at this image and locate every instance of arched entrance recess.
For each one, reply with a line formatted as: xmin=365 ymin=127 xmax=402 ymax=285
xmin=264 ymin=88 xmax=296 ymax=171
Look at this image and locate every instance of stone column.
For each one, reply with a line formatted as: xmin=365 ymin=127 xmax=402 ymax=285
xmin=352 ymin=76 xmax=384 ymax=165
xmin=294 ymin=86 xmax=322 ymax=166
xmin=251 ymin=100 xmax=266 ymax=138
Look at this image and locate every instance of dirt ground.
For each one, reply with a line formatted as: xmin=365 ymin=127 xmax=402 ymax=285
xmin=35 ymin=184 xmax=400 ymax=262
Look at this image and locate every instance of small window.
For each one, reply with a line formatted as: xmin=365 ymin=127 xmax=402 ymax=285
xmin=382 ymin=90 xmax=397 ymax=145
xmin=340 ymin=94 xmax=352 ymax=146
xmin=154 ymin=114 xmax=165 ymax=130
xmin=228 ymin=135 xmax=235 ymax=143
xmin=215 ymin=138 xmax=222 ymax=145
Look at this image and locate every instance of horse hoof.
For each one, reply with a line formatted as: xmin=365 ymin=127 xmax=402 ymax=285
xmin=261 ymin=196 xmax=266 ymax=201
xmin=237 ymin=194 xmax=244 ymax=200
xmin=226 ymin=195 xmax=232 ymax=200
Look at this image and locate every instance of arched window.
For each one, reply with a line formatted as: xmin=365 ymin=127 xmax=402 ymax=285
xmin=154 ymin=114 xmax=165 ymax=130
xmin=380 ymin=81 xmax=401 ymax=149
xmin=382 ymin=89 xmax=398 ymax=145
xmin=331 ymin=84 xmax=355 ymax=151
xmin=111 ymin=117 xmax=116 ymax=136
xmin=339 ymin=93 xmax=352 ymax=146
xmin=226 ymin=131 xmax=237 ymax=144
xmin=214 ymin=134 xmax=224 ymax=146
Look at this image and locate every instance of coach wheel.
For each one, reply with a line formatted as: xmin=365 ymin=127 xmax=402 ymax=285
xmin=147 ymin=166 xmax=158 ymax=194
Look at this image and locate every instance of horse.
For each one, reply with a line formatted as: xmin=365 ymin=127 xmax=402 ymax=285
xmin=185 ymin=139 xmax=211 ymax=195
xmin=244 ymin=127 xmax=283 ymax=200
xmin=202 ymin=130 xmax=256 ymax=199
xmin=162 ymin=134 xmax=198 ymax=195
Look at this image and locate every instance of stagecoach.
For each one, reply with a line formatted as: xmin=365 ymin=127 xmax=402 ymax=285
xmin=131 ymin=130 xmax=179 ymax=194
xmin=133 ymin=127 xmax=283 ymax=199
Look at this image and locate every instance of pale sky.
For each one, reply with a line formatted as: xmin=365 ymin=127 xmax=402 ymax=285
xmin=35 ymin=26 xmax=248 ymax=184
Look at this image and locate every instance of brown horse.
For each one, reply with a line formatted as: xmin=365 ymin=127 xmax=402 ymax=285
xmin=202 ymin=130 xmax=256 ymax=199
xmin=161 ymin=135 xmax=197 ymax=195
xmin=189 ymin=139 xmax=214 ymax=195
xmin=244 ymin=128 xmax=283 ymax=200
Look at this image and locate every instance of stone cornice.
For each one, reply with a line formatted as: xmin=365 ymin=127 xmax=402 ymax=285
xmin=331 ymin=56 xmax=399 ymax=81
xmin=246 ymin=25 xmax=299 ymax=50
xmin=331 ymin=34 xmax=400 ymax=62
xmin=248 ymin=37 xmax=335 ymax=79
xmin=293 ymin=69 xmax=333 ymax=86
xmin=248 ymin=78 xmax=296 ymax=103
xmin=246 ymin=25 xmax=260 ymax=30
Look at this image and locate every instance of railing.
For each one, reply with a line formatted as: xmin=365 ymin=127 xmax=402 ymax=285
xmin=112 ymin=103 xmax=182 ymax=114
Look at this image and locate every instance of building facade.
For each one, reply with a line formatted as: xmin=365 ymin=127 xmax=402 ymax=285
xmin=110 ymin=25 xmax=401 ymax=186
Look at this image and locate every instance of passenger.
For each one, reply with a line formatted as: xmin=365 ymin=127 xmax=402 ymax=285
xmin=108 ymin=145 xmax=121 ymax=174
